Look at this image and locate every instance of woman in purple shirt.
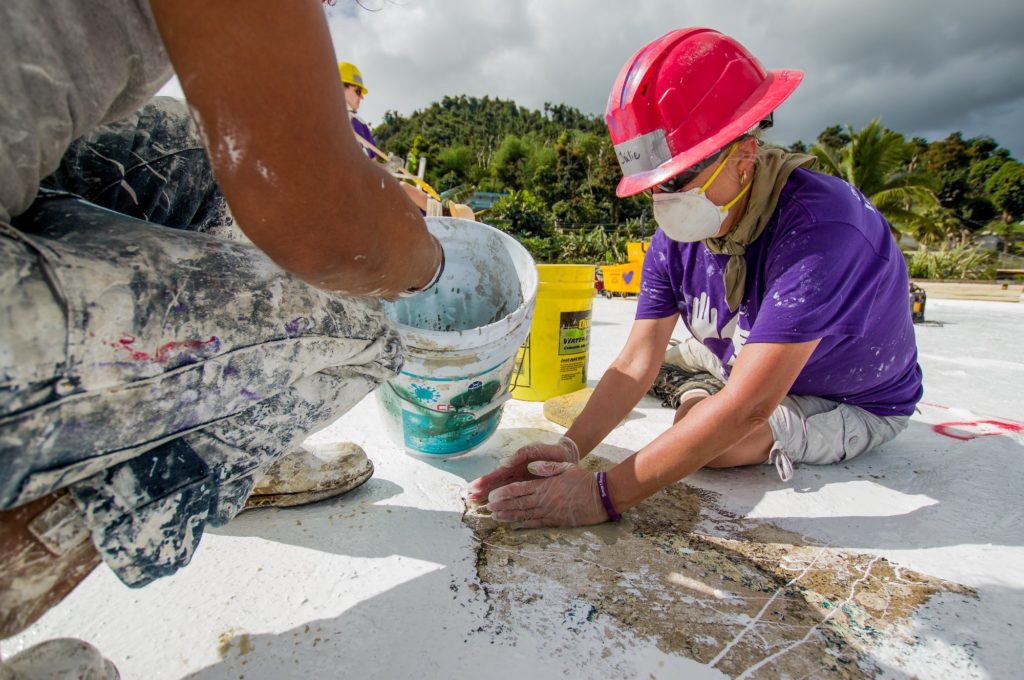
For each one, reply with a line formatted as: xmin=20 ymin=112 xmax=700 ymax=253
xmin=471 ymin=27 xmax=923 ymax=528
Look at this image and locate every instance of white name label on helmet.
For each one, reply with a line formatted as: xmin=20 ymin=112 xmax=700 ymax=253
xmin=613 ymin=129 xmax=670 ymax=177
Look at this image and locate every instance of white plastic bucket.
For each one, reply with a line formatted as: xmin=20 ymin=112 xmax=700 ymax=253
xmin=376 ymin=217 xmax=538 ymax=458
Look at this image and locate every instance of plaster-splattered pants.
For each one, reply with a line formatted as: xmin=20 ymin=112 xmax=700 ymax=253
xmin=0 ymin=98 xmax=403 ymax=586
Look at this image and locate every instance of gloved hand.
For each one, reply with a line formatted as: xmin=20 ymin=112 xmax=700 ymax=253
xmin=386 ymin=153 xmax=405 ymax=174
xmin=485 ymin=461 xmax=607 ymax=529
xmin=446 ymin=202 xmax=475 ymax=220
xmin=468 ymin=436 xmax=579 ymax=503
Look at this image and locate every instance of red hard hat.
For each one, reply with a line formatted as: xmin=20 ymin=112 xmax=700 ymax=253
xmin=606 ymin=27 xmax=803 ymax=197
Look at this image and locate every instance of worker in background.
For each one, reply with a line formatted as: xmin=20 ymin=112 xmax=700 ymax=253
xmin=339 ymin=59 xmax=445 ymax=215
xmin=0 ymin=1 xmax=445 ymax=671
xmin=339 ymin=61 xmax=380 ymax=159
xmin=470 ymin=27 xmax=923 ymax=528
xmin=337 ymin=60 xmax=476 ymax=221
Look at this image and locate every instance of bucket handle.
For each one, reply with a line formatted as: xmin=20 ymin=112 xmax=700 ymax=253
xmin=383 ymin=382 xmax=513 ymax=419
xmin=509 ymin=342 xmax=528 ymax=391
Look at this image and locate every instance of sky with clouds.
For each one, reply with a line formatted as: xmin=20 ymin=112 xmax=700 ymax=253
xmin=161 ymin=0 xmax=1024 ymax=157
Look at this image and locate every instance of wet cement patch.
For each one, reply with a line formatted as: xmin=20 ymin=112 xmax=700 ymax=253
xmin=464 ymin=458 xmax=975 ymax=678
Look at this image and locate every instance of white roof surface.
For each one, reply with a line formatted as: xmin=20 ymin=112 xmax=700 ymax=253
xmin=3 ymin=296 xmax=1022 ymax=679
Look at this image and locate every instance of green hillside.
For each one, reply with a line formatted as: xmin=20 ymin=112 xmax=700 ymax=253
xmin=373 ymin=96 xmax=1022 ymax=272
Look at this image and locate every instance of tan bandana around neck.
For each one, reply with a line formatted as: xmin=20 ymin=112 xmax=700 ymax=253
xmin=702 ymin=147 xmax=817 ymax=311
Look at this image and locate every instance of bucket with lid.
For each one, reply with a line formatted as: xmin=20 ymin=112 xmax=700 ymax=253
xmin=376 ymin=217 xmax=538 ymax=458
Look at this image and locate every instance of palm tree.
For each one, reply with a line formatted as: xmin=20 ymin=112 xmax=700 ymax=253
xmin=811 ymin=119 xmax=941 ymax=239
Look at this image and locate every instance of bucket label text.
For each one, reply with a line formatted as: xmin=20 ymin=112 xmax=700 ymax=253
xmin=559 ymin=311 xmax=591 ymax=356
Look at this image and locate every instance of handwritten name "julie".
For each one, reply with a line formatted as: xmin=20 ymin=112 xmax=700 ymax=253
xmin=617 ymin=149 xmax=642 ymax=166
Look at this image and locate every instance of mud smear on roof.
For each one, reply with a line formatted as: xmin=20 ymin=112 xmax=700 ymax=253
xmin=464 ymin=458 xmax=975 ymax=678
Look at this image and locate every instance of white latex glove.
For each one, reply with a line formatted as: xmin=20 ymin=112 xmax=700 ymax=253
xmin=486 ymin=461 xmax=608 ymax=529
xmin=468 ymin=437 xmax=579 ymax=503
xmin=386 ymin=153 xmax=405 ymax=174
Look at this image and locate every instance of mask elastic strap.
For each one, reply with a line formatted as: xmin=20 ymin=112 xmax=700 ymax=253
xmin=698 ymin=142 xmax=740 ymax=196
xmin=721 ymin=178 xmax=752 ymax=213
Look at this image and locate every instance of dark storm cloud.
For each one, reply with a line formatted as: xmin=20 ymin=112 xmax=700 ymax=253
xmin=762 ymin=0 xmax=1024 ymax=151
xmin=325 ymin=0 xmax=1024 ymax=156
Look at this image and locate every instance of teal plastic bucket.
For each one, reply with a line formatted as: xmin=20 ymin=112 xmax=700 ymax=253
xmin=376 ymin=217 xmax=538 ymax=458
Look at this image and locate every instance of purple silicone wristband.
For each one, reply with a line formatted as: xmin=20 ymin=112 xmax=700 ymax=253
xmin=596 ymin=471 xmax=621 ymax=522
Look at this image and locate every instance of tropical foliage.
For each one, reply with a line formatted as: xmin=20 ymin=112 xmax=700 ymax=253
xmin=811 ymin=119 xmax=940 ymax=239
xmin=374 ymin=97 xmax=1022 ymax=276
xmin=905 ymin=241 xmax=995 ymax=280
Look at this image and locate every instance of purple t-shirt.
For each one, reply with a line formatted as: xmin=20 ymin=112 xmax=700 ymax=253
xmin=350 ymin=115 xmax=378 ymax=159
xmin=637 ymin=169 xmax=922 ymax=417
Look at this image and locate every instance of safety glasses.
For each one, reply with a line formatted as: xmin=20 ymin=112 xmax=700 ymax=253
xmin=654 ymin=137 xmax=752 ymax=193
xmin=654 ymin=151 xmax=724 ymax=193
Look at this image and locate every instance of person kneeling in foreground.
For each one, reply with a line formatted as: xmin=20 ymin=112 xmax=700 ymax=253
xmin=0 ymin=0 xmax=445 ymax=647
xmin=470 ymin=27 xmax=922 ymax=527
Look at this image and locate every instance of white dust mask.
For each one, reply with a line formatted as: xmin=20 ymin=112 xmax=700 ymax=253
xmin=652 ymin=144 xmax=751 ymax=243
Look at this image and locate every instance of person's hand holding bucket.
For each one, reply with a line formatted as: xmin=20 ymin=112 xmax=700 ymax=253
xmin=377 ymin=217 xmax=538 ymax=458
xmin=390 ymin=233 xmax=445 ymax=301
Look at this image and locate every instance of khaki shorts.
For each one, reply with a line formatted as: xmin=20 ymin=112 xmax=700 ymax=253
xmin=663 ymin=337 xmax=910 ymax=478
xmin=767 ymin=395 xmax=909 ymax=478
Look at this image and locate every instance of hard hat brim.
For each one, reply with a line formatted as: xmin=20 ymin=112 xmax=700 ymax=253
xmin=614 ymin=68 xmax=803 ymax=197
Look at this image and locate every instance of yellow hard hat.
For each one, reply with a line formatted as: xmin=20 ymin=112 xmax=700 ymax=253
xmin=337 ymin=61 xmax=368 ymax=96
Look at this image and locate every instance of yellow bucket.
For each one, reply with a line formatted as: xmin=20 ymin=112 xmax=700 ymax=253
xmin=511 ymin=264 xmax=596 ymax=401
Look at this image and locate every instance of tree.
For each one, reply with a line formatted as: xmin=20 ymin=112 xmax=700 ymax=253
xmin=545 ymin=131 xmax=624 ymax=228
xmin=985 ymin=161 xmax=1024 ymax=255
xmin=489 ymin=190 xmax=550 ymax=238
xmin=986 ymin=160 xmax=1024 ymax=222
xmin=909 ymin=205 xmax=966 ymax=246
xmin=920 ymin=132 xmax=1011 ymax=231
xmin=816 ymin=125 xmax=850 ymax=150
xmin=490 ymin=135 xmax=532 ymax=190
xmin=433 ymin=145 xmax=474 ymax=191
xmin=369 ymin=92 xmax=1020 ymax=263
xmin=812 ymin=119 xmax=939 ymax=238
xmin=526 ymin=145 xmax=559 ymax=205
xmin=967 ymin=156 xmax=1007 ymax=196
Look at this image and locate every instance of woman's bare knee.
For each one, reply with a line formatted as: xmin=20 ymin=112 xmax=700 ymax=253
xmin=673 ymin=391 xmax=709 ymax=423
xmin=702 ymin=423 xmax=774 ymax=469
